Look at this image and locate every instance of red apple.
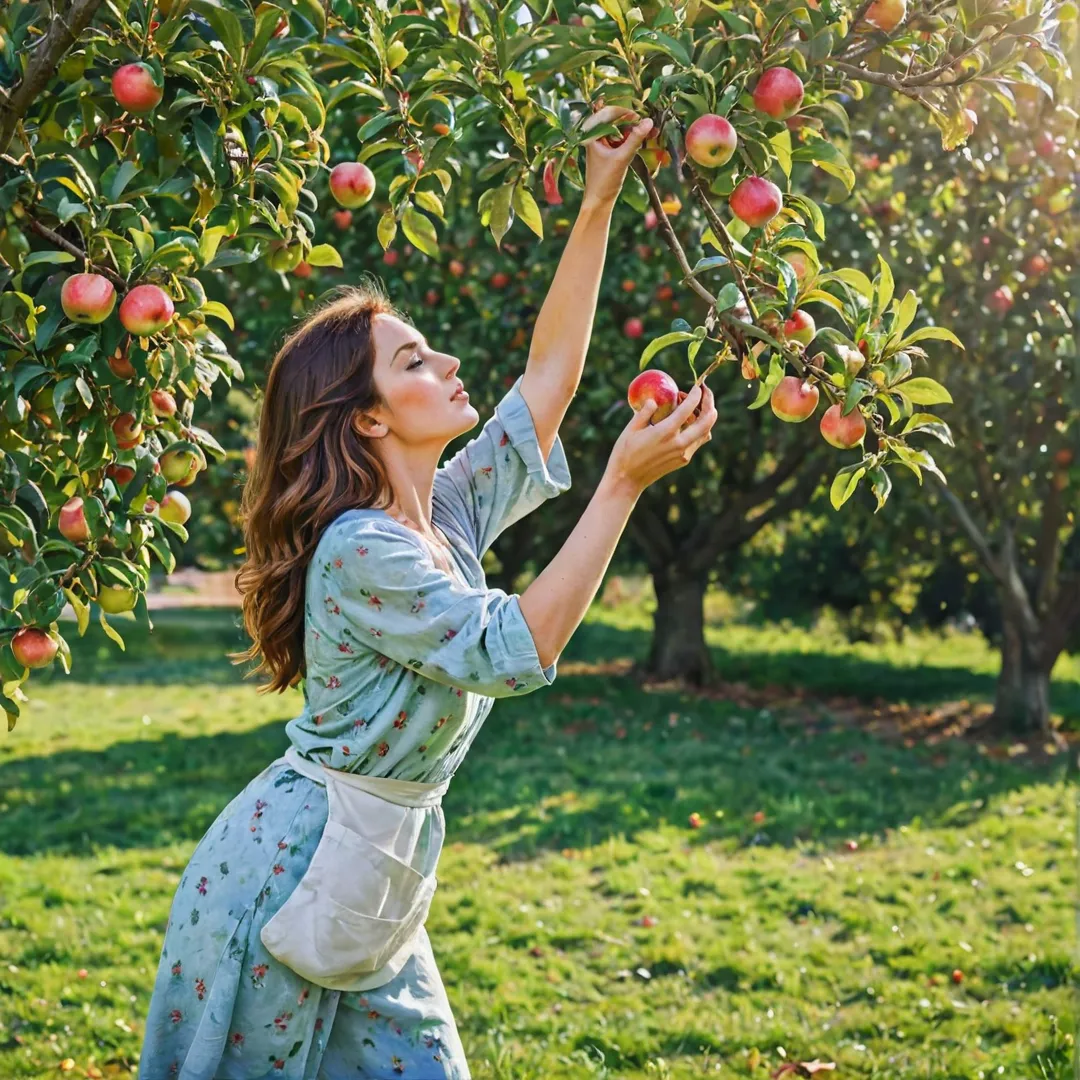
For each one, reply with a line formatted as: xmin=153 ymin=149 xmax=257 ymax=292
xmin=1034 ymin=132 xmax=1057 ymax=158
xmin=61 ymin=273 xmax=116 ymax=324
xmin=111 ymin=62 xmax=163 ymax=113
xmin=293 ymin=261 xmax=312 ymax=279
xmin=622 ymin=279 xmax=636 ymax=293
xmin=119 ymin=284 xmax=174 ymax=335
xmin=433 ymin=122 xmax=451 ymax=136
xmin=862 ymin=0 xmax=907 ymax=32
xmin=688 ymin=812 xmax=704 ymax=828
xmin=159 ymin=447 xmax=199 ymax=484
xmin=770 ymin=375 xmax=819 ymax=422
xmin=628 ymin=369 xmax=679 ymax=422
xmin=107 ymin=463 xmax=137 ymax=486
xmin=150 ymin=389 xmax=176 ymax=418
xmin=108 ymin=346 xmax=136 ymax=380
xmin=730 ymin=176 xmax=783 ymax=229
xmin=685 ymin=114 xmax=738 ymax=167
xmin=987 ymin=285 xmax=1014 ymax=314
xmin=159 ymin=489 xmax=192 ymax=525
xmin=112 ymin=412 xmax=143 ymax=448
xmin=329 ymin=162 xmax=376 ymax=208
xmin=820 ymin=403 xmax=867 ymax=448
xmin=643 ymin=208 xmax=658 ymax=229
xmin=97 ymin=584 xmax=138 ymax=614
xmin=656 ymin=284 xmax=674 ymax=301
xmin=58 ymin=496 xmax=90 ymax=542
xmin=332 ymin=209 xmax=353 ymax=230
xmin=1025 ymin=253 xmax=1049 ymax=277
xmin=753 ymin=68 xmax=804 ymax=120
xmin=382 ymin=249 xmax=399 ymax=266
xmin=783 ymin=250 xmax=814 ymax=285
xmin=951 ymin=969 xmax=963 ymax=984
xmin=542 ymin=159 xmax=562 ymax=206
xmin=172 ymin=454 xmax=202 ymax=488
xmin=425 ymin=288 xmax=439 ymax=305
xmin=490 ymin=272 xmax=510 ymax=289
xmin=11 ymin=627 xmax=58 ymax=669
xmin=623 ymin=316 xmax=645 ymax=339
xmin=782 ymin=309 xmax=816 ymax=347
xmin=448 ymin=259 xmax=465 ymax=278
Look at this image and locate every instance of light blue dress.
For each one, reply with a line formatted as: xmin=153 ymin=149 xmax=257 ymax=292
xmin=138 ymin=376 xmax=571 ymax=1079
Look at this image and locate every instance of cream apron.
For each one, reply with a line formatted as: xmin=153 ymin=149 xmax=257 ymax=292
xmin=260 ymin=746 xmax=448 ymax=992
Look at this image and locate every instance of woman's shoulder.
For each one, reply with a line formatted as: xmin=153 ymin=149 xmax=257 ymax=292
xmin=313 ymin=508 xmax=430 ymax=579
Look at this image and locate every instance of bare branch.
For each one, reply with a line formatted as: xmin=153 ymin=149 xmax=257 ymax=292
xmin=0 ymin=0 xmax=105 ymax=155
xmin=933 ymin=478 xmax=1004 ymax=582
xmin=25 ymin=217 xmax=127 ymax=288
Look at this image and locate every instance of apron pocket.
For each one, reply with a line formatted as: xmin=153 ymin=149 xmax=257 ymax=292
xmin=259 ymin=813 xmax=438 ymax=989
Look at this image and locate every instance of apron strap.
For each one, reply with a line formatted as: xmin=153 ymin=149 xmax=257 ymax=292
xmin=283 ymin=746 xmax=449 ymax=808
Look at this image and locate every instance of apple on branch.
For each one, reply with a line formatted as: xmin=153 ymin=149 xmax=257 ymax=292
xmin=11 ymin=627 xmax=58 ymax=669
xmin=61 ymin=273 xmax=116 ymax=324
xmin=329 ymin=162 xmax=376 ymax=208
xmin=770 ymin=376 xmax=819 ymax=422
xmin=111 ymin=62 xmax=163 ymax=113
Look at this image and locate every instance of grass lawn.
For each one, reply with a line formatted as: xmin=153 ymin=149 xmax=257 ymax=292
xmin=0 ymin=603 xmax=1074 ymax=1078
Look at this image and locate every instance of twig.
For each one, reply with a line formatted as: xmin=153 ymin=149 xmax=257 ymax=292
xmin=0 ymin=0 xmax=106 ymax=155
xmin=25 ymin=217 xmax=127 ymax=287
xmin=690 ymin=180 xmax=758 ymax=321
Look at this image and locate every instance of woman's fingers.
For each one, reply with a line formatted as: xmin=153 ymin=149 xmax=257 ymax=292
xmin=582 ymin=104 xmax=638 ymax=136
xmin=658 ymin=383 xmax=703 ymax=431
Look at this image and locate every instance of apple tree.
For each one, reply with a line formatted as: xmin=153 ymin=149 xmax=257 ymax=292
xmin=0 ymin=0 xmax=1063 ymax=721
xmin=825 ymin=55 xmax=1078 ymax=736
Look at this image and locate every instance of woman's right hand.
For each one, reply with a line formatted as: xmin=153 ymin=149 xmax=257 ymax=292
xmin=605 ymin=383 xmax=717 ymax=494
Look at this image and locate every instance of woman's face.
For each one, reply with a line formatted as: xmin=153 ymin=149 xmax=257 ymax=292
xmin=364 ymin=313 xmax=479 ymax=446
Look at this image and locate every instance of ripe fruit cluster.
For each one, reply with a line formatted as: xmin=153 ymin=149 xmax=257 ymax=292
xmin=61 ymin=275 xmax=174 ymax=336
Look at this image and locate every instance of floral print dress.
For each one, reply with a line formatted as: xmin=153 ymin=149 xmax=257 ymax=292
xmin=138 ymin=375 xmax=571 ymax=1079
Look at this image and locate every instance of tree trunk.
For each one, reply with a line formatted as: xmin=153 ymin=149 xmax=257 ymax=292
xmin=644 ymin=566 xmax=711 ymax=684
xmin=993 ymin=612 xmax=1052 ymax=736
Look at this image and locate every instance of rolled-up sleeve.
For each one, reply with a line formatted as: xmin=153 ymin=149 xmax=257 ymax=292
xmin=322 ymin=512 xmax=557 ymax=697
xmin=433 ymin=374 xmax=572 ymax=558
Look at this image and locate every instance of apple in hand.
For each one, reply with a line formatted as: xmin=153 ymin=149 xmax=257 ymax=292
xmin=820 ymin=403 xmax=866 ymax=448
xmin=329 ymin=162 xmax=376 ymax=208
xmin=628 ymin=370 xmax=679 ymax=423
xmin=770 ymin=375 xmax=819 ymax=422
xmin=685 ymin=115 xmax=738 ymax=167
xmin=11 ymin=627 xmax=58 ymax=669
xmin=61 ymin=273 xmax=116 ymax=324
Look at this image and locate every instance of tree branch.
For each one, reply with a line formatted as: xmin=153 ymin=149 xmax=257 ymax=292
xmin=25 ymin=217 xmax=127 ymax=288
xmin=0 ymin=0 xmax=105 ymax=156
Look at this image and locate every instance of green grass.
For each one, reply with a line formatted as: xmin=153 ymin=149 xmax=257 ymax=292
xmin=0 ymin=605 xmax=1074 ymax=1078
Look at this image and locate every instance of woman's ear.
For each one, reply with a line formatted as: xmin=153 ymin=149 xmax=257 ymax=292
xmin=353 ymin=409 xmax=387 ymax=439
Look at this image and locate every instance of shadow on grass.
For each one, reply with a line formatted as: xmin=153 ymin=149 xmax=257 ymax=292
xmin=0 ymin=611 xmax=1066 ymax=860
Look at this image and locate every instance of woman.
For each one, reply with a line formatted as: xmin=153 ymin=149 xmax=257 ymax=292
xmin=139 ymin=106 xmax=717 ymax=1079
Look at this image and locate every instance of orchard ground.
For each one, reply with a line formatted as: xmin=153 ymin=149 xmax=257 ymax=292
xmin=0 ymin=594 xmax=1074 ymax=1078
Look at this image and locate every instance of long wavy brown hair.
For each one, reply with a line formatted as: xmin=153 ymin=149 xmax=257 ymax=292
xmin=229 ymin=281 xmax=406 ymax=693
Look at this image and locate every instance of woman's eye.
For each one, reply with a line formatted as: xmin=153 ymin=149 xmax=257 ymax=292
xmin=407 ymin=355 xmax=423 ymax=369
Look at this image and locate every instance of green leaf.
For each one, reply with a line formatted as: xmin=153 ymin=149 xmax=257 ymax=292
xmin=868 ymin=466 xmax=892 ymax=512
xmin=306 ymin=243 xmax=343 ymax=267
xmin=511 ymin=185 xmax=543 ymax=240
xmin=63 ymin=587 xmax=90 ymax=637
xmin=873 ymin=253 xmax=894 ymax=322
xmin=377 ymin=210 xmax=397 ymax=251
xmin=715 ymin=282 xmax=741 ymax=312
xmin=401 ymin=205 xmax=439 ymax=257
xmin=902 ymin=412 xmax=955 ymax=446
xmin=843 ymin=379 xmax=874 ymax=416
xmin=98 ymin=607 xmax=127 ymax=651
xmin=486 ymin=183 xmax=515 ymax=249
xmin=897 ymin=324 xmax=965 ymax=350
xmin=750 ymin=353 xmax=785 ymax=409
xmin=821 ymin=268 xmax=873 ymax=299
xmin=200 ymin=300 xmax=235 ymax=330
xmin=770 ymin=129 xmax=792 ymax=179
xmin=830 ymin=463 xmax=867 ymax=510
xmin=414 ymin=190 xmax=445 ymax=220
xmin=22 ymin=251 xmax=77 ymax=269
xmin=638 ymin=331 xmax=696 ymax=371
xmin=892 ymin=290 xmax=919 ymax=339
xmin=896 ymin=377 xmax=952 ymax=406
xmin=189 ymin=0 xmax=246 ymax=63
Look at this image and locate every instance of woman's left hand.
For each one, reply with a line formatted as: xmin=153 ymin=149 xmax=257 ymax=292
xmin=580 ymin=104 xmax=655 ymax=208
